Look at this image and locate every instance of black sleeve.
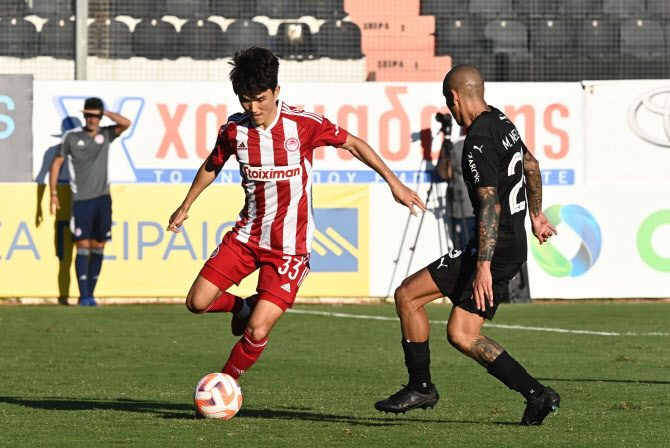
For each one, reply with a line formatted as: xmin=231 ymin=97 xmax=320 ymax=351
xmin=462 ymin=136 xmax=499 ymax=189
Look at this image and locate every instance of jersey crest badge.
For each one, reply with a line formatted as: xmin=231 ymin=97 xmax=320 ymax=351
xmin=94 ymin=134 xmax=104 ymax=144
xmin=284 ymin=137 xmax=300 ymax=152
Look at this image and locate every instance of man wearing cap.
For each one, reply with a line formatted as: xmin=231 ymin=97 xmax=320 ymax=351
xmin=49 ymin=97 xmax=131 ymax=306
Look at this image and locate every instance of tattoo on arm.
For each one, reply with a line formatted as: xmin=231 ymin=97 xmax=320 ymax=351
xmin=471 ymin=335 xmax=504 ymax=366
xmin=477 ymin=186 xmax=500 ymax=262
xmin=523 ymin=151 xmax=543 ymax=218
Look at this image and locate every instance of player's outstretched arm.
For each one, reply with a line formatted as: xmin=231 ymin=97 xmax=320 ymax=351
xmin=523 ymin=150 xmax=557 ymax=245
xmin=167 ymin=156 xmax=221 ymax=233
xmin=339 ymin=134 xmax=426 ymax=216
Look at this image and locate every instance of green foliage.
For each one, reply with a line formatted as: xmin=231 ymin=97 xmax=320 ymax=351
xmin=0 ymin=302 xmax=669 ymax=447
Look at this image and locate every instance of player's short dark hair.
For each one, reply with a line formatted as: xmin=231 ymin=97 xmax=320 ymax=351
xmin=84 ymin=97 xmax=104 ymax=112
xmin=229 ymin=47 xmax=279 ymax=99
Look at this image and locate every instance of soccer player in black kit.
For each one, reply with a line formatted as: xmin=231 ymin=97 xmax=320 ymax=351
xmin=375 ymin=65 xmax=561 ymax=425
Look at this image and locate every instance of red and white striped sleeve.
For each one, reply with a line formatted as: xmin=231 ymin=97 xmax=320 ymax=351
xmin=210 ymin=123 xmax=234 ymax=166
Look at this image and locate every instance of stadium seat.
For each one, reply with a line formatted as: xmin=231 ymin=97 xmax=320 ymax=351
xmin=530 ymin=19 xmax=576 ymax=57
xmin=647 ymin=0 xmax=670 ymax=19
xmin=435 ymin=18 xmax=485 ymax=56
xmin=505 ymin=53 xmax=533 ymax=81
xmin=109 ymin=1 xmax=166 ymax=19
xmin=132 ymin=19 xmax=180 ymax=60
xmin=30 ymin=0 xmax=73 ymax=18
xmin=274 ymin=22 xmax=315 ymax=60
xmin=603 ymin=0 xmax=644 ymax=18
xmin=421 ymin=0 xmax=466 ymax=18
xmin=0 ymin=0 xmax=27 ymax=17
xmin=484 ymin=20 xmax=529 ymax=54
xmin=469 ymin=0 xmax=513 ymax=18
xmin=513 ymin=0 xmax=551 ymax=17
xmin=313 ymin=0 xmax=347 ymax=20
xmin=449 ymin=54 xmax=496 ymax=80
xmin=0 ymin=17 xmax=38 ymax=58
xmin=179 ymin=19 xmax=225 ymax=60
xmin=554 ymin=0 xmax=603 ymax=18
xmin=620 ymin=19 xmax=664 ymax=57
xmin=40 ymin=17 xmax=75 ymax=59
xmin=317 ymin=20 xmax=363 ymax=59
xmin=576 ymin=19 xmax=618 ymax=57
xmin=209 ymin=0 xmax=257 ymax=19
xmin=88 ymin=19 xmax=133 ymax=59
xmin=256 ymin=0 xmax=302 ymax=19
xmin=165 ymin=0 xmax=209 ymax=18
xmin=224 ymin=20 xmax=270 ymax=57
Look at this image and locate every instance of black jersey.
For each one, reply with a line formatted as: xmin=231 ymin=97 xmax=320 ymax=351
xmin=461 ymin=107 xmax=528 ymax=263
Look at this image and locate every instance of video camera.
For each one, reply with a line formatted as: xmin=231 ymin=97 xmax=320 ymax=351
xmin=435 ymin=112 xmax=453 ymax=138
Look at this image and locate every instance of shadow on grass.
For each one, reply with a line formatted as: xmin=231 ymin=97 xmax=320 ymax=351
xmin=0 ymin=396 xmax=518 ymax=426
xmin=237 ymin=406 xmax=518 ymax=426
xmin=0 ymin=396 xmax=193 ymax=419
xmin=538 ymin=378 xmax=670 ymax=385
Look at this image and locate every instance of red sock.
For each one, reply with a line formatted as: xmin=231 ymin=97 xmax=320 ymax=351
xmin=199 ymin=292 xmax=243 ymax=314
xmin=222 ymin=331 xmax=268 ymax=379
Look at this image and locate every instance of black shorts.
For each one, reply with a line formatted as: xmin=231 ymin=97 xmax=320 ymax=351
xmin=70 ymin=195 xmax=112 ymax=242
xmin=427 ymin=243 xmax=523 ymax=320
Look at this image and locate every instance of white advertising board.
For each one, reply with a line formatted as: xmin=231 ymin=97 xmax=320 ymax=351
xmin=583 ymin=80 xmax=670 ymax=186
xmin=33 ymin=81 xmax=582 ymax=189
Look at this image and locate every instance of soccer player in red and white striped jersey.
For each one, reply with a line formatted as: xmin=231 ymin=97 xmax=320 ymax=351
xmin=167 ymin=47 xmax=425 ymax=383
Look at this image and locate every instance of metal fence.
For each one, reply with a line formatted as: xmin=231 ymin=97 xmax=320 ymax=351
xmin=0 ymin=0 xmax=668 ymax=82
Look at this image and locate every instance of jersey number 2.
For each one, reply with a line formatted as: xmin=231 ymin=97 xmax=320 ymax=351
xmin=507 ymin=150 xmax=526 ymax=215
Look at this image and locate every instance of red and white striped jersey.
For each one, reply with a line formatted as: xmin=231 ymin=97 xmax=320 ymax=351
xmin=210 ymin=100 xmax=348 ymax=255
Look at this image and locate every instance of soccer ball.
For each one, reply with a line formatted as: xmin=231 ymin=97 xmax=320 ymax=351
xmin=194 ymin=373 xmax=243 ymax=419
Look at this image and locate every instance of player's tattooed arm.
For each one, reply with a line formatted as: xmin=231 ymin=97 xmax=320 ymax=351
xmin=471 ymin=335 xmax=504 ymax=367
xmin=476 ymin=186 xmax=500 ymax=262
xmin=523 ymin=150 xmax=543 ymax=218
xmin=523 ymin=150 xmax=557 ymax=244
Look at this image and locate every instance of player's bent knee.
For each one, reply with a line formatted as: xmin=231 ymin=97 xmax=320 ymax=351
xmin=245 ymin=324 xmax=271 ymax=341
xmin=394 ymin=283 xmax=409 ymax=306
xmin=185 ymin=297 xmax=201 ymax=314
xmin=394 ymin=282 xmax=418 ymax=312
xmin=185 ymin=292 xmax=210 ymax=314
xmin=446 ymin=328 xmax=471 ymax=352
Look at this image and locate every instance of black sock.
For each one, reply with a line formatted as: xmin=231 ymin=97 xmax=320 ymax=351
xmin=487 ymin=351 xmax=545 ymax=400
xmin=401 ymin=339 xmax=431 ymax=393
xmin=74 ymin=248 xmax=90 ymax=299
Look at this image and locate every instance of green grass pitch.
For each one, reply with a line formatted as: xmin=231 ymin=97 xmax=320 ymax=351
xmin=1 ymin=302 xmax=668 ymax=447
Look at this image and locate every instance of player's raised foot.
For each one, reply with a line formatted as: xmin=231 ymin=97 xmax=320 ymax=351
xmin=231 ymin=294 xmax=259 ymax=336
xmin=375 ymin=384 xmax=439 ymax=414
xmin=519 ymin=386 xmax=561 ymax=426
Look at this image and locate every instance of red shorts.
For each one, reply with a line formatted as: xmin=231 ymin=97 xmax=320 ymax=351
xmin=200 ymin=232 xmax=310 ymax=312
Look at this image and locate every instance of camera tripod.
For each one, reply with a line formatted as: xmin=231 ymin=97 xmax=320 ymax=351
xmin=386 ymin=116 xmax=454 ymax=297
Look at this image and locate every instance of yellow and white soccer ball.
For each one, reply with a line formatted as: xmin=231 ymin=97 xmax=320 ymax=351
xmin=194 ymin=373 xmax=243 ymax=419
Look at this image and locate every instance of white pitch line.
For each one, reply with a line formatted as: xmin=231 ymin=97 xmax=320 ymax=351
xmin=287 ymin=309 xmax=670 ymax=337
